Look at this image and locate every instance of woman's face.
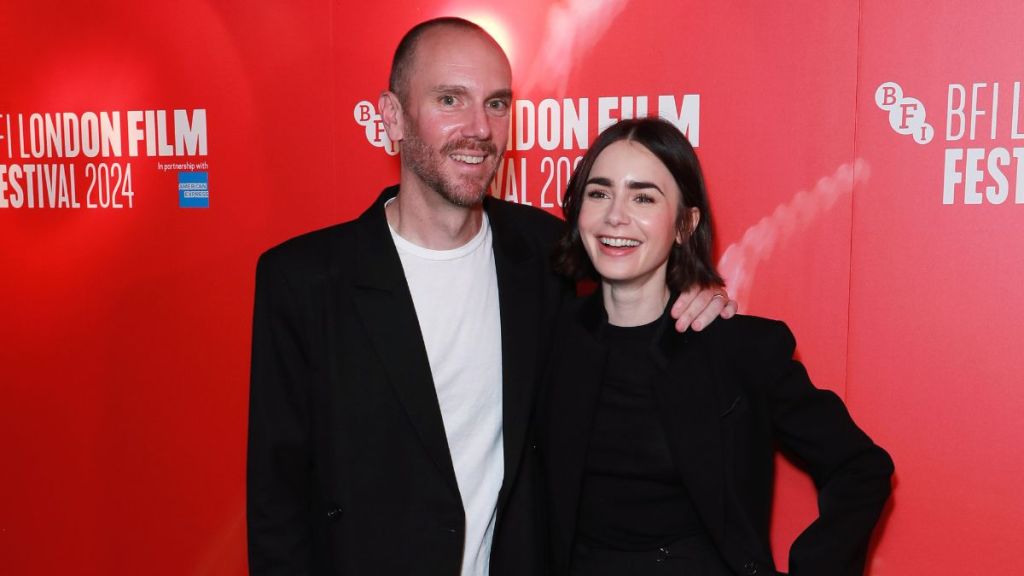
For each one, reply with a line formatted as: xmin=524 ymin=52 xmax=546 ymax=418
xmin=578 ymin=140 xmax=692 ymax=292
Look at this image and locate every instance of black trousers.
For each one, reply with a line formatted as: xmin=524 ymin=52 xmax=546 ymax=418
xmin=569 ymin=534 xmax=735 ymax=576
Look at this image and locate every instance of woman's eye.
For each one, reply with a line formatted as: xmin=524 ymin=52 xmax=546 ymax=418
xmin=634 ymin=193 xmax=655 ymax=204
xmin=586 ymin=189 xmax=608 ymax=199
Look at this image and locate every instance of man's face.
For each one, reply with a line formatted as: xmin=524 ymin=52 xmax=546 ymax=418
xmin=397 ymin=28 xmax=512 ymax=207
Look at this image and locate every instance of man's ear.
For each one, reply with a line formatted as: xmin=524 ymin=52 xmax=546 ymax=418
xmin=378 ymin=91 xmax=405 ymax=142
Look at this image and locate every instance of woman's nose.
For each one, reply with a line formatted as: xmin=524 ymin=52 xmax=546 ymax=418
xmin=604 ymin=195 xmax=629 ymax=225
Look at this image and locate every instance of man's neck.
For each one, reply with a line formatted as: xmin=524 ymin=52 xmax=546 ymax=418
xmin=386 ymin=179 xmax=484 ymax=250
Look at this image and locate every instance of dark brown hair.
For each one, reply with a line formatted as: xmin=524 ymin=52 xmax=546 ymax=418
xmin=553 ymin=117 xmax=724 ymax=291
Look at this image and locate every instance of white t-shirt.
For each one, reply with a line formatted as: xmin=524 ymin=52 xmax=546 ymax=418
xmin=390 ymin=213 xmax=504 ymax=576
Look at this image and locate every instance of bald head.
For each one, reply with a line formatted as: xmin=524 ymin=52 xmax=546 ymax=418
xmin=389 ymin=17 xmax=508 ymax=104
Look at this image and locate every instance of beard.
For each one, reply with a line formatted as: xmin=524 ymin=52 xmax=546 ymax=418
xmin=400 ymin=121 xmax=500 ymax=208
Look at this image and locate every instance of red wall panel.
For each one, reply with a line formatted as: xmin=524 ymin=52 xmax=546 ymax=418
xmin=850 ymin=1 xmax=1024 ymax=573
xmin=1 ymin=1 xmax=1020 ymax=574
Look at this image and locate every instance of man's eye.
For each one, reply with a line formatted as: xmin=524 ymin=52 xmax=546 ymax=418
xmin=488 ymin=100 xmax=509 ymax=111
xmin=440 ymin=95 xmax=456 ymax=105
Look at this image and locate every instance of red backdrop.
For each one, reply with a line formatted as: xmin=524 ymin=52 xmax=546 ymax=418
xmin=1 ymin=1 xmax=1021 ymax=574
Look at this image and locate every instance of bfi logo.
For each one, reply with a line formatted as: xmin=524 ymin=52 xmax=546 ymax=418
xmin=353 ymin=100 xmax=398 ymax=156
xmin=876 ymin=80 xmax=1024 ymax=205
xmin=876 ymin=82 xmax=935 ymax=144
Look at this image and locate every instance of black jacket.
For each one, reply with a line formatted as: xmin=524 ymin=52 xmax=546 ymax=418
xmin=247 ymin=186 xmax=568 ymax=575
xmin=541 ymin=294 xmax=893 ymax=576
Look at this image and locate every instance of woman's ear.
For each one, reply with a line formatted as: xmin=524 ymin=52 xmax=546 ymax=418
xmin=677 ymin=207 xmax=700 ymax=244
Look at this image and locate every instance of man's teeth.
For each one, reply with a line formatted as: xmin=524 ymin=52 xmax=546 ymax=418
xmin=451 ymin=154 xmax=484 ymax=164
xmin=600 ymin=237 xmax=641 ymax=248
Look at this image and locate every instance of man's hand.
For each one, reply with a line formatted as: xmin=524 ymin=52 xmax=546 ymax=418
xmin=670 ymin=285 xmax=737 ymax=332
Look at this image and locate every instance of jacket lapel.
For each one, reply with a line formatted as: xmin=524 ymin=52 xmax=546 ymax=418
xmin=488 ymin=198 xmax=545 ymax=516
xmin=650 ymin=324 xmax=726 ymax=543
xmin=348 ymin=187 xmax=460 ymax=496
xmin=547 ymin=294 xmax=609 ymax=566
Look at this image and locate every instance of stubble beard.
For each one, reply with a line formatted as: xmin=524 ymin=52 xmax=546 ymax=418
xmin=400 ymin=122 xmax=501 ymax=208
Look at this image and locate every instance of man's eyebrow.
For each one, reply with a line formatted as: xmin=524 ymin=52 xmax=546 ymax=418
xmin=431 ymin=85 xmax=470 ymax=95
xmin=430 ymin=86 xmax=512 ymax=102
xmin=487 ymin=89 xmax=513 ymax=101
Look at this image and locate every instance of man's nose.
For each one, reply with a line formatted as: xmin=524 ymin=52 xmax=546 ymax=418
xmin=461 ymin=105 xmax=492 ymax=140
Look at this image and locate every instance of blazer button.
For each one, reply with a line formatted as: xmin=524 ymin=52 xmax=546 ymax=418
xmin=326 ymin=506 xmax=343 ymax=520
xmin=743 ymin=561 xmax=758 ymax=574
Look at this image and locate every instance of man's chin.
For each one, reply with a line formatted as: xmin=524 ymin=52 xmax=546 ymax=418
xmin=438 ymin=175 xmax=493 ymax=207
xmin=440 ymin=186 xmax=488 ymax=208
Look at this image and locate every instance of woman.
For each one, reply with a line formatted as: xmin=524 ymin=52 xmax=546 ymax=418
xmin=541 ymin=118 xmax=893 ymax=576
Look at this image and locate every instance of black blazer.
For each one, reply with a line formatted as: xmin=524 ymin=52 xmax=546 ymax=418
xmin=247 ymin=186 xmax=568 ymax=575
xmin=541 ymin=295 xmax=893 ymax=576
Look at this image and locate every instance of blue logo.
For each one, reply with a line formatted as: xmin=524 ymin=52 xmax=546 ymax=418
xmin=178 ymin=171 xmax=209 ymax=208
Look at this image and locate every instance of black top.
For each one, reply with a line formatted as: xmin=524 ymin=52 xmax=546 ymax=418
xmin=575 ymin=313 xmax=705 ymax=551
xmin=543 ymin=292 xmax=894 ymax=576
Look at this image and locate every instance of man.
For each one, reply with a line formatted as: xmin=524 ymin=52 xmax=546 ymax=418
xmin=247 ymin=17 xmax=734 ymax=576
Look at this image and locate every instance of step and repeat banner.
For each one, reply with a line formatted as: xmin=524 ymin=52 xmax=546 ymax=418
xmin=1 ymin=0 xmax=1020 ymax=574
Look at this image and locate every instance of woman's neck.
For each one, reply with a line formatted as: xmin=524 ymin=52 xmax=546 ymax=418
xmin=601 ymin=281 xmax=671 ymax=327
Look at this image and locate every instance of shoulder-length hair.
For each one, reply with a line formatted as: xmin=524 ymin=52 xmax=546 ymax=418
xmin=553 ymin=117 xmax=723 ymax=291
